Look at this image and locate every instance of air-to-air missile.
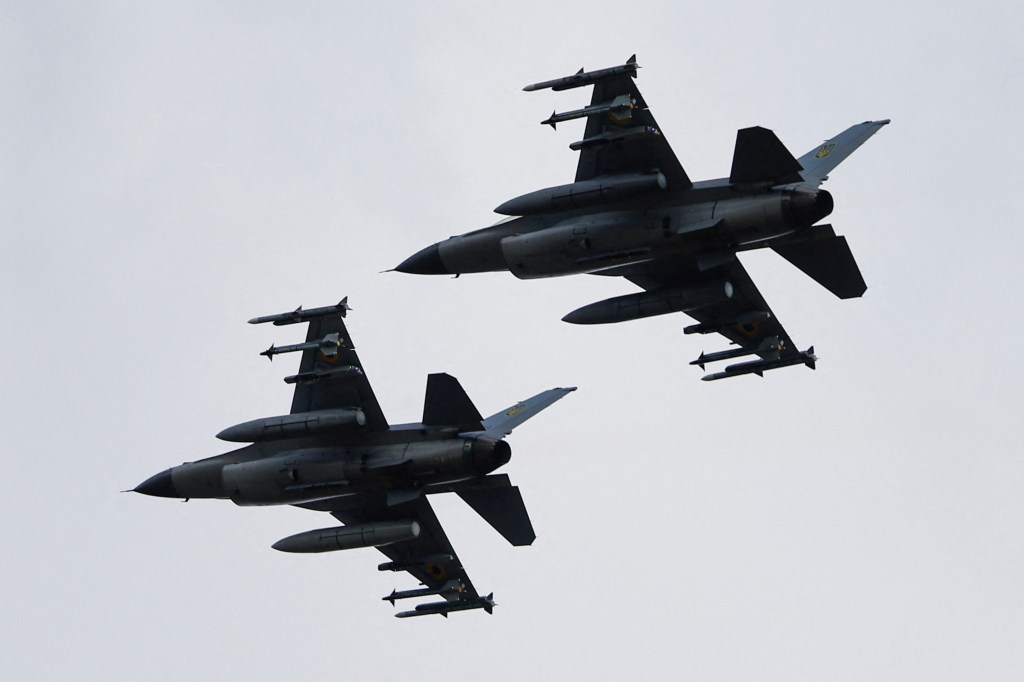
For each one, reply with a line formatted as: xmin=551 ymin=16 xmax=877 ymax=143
xmin=383 ymin=583 xmax=464 ymax=605
xmin=248 ymin=297 xmax=351 ymax=325
xmin=701 ymin=346 xmax=817 ymax=382
xmin=260 ymin=333 xmax=342 ymax=361
xmin=689 ymin=336 xmax=784 ymax=370
xmin=522 ymin=54 xmax=639 ymax=92
xmin=541 ymin=94 xmax=636 ymax=130
xmin=395 ymin=593 xmax=496 ymax=619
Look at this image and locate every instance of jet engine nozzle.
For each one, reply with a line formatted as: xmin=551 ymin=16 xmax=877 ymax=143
xmin=785 ymin=185 xmax=833 ymax=226
xmin=468 ymin=437 xmax=512 ymax=474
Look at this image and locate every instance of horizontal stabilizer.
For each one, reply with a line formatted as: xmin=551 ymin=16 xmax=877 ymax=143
xmin=457 ymin=482 xmax=536 ymax=546
xmin=798 ymin=119 xmax=890 ymax=186
xmin=477 ymin=387 xmax=577 ymax=438
xmin=422 ymin=373 xmax=484 ymax=430
xmin=772 ymin=234 xmax=866 ymax=299
xmin=729 ymin=126 xmax=803 ymax=185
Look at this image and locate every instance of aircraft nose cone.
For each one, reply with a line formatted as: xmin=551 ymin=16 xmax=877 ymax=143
xmin=395 ymin=243 xmax=449 ymax=275
xmin=134 ymin=468 xmax=178 ymax=498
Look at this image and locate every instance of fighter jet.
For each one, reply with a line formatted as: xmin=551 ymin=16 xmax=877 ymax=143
xmin=133 ymin=298 xmax=575 ymax=618
xmin=396 ymin=56 xmax=889 ymax=381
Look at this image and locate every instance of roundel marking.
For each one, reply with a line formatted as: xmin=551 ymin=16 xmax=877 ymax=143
xmin=737 ymin=322 xmax=760 ymax=338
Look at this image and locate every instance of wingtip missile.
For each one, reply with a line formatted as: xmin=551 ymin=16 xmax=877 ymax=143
xmin=701 ymin=346 xmax=817 ymax=381
xmin=394 ymin=593 xmax=496 ymax=618
xmin=523 ymin=55 xmax=639 ymax=92
xmin=248 ymin=298 xmax=352 ymax=326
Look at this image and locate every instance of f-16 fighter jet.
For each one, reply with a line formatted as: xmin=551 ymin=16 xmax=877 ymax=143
xmin=396 ymin=56 xmax=888 ymax=381
xmin=133 ymin=298 xmax=575 ymax=618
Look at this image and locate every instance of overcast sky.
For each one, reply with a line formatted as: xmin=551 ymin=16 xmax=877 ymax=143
xmin=3 ymin=2 xmax=1023 ymax=680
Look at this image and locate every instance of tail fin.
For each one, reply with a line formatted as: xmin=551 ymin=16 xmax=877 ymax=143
xmin=729 ymin=126 xmax=804 ymax=185
xmin=453 ymin=475 xmax=535 ymax=546
xmin=771 ymin=225 xmax=867 ymax=299
xmin=798 ymin=119 xmax=890 ymax=186
xmin=422 ymin=373 xmax=483 ymax=431
xmin=478 ymin=386 xmax=577 ymax=438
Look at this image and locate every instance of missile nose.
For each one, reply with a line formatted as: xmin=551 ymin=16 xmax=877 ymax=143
xmin=134 ymin=468 xmax=178 ymax=498
xmin=395 ymin=243 xmax=449 ymax=275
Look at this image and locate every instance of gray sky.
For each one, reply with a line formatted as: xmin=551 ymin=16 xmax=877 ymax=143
xmin=3 ymin=1 xmax=1023 ymax=679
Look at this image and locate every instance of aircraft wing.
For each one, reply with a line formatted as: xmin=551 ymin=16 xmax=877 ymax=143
xmin=573 ymin=72 xmax=691 ymax=189
xmin=287 ymin=314 xmax=389 ymax=430
xmin=327 ymin=495 xmax=485 ymax=612
xmin=626 ymin=254 xmax=805 ymax=365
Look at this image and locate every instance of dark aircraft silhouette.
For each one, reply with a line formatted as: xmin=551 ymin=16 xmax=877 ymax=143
xmin=134 ymin=299 xmax=574 ymax=618
xmin=397 ymin=56 xmax=888 ymax=380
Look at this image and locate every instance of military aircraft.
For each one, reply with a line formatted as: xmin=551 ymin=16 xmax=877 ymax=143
xmin=133 ymin=298 xmax=575 ymax=618
xmin=396 ymin=56 xmax=889 ymax=381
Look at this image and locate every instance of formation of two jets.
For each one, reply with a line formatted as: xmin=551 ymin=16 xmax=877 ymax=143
xmin=135 ymin=57 xmax=887 ymax=617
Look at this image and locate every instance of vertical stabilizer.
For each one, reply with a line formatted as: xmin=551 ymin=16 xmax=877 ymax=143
xmin=729 ymin=127 xmax=804 ymax=185
xmin=422 ymin=373 xmax=484 ymax=430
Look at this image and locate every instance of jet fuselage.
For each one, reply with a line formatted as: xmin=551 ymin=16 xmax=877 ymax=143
xmin=136 ymin=427 xmax=511 ymax=507
xmin=398 ymin=182 xmax=833 ymax=279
